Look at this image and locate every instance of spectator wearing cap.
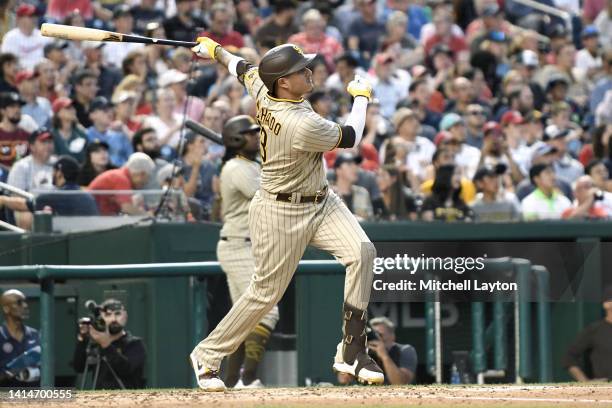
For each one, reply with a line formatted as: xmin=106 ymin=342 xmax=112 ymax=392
xmin=464 ymin=104 xmax=487 ymax=149
xmin=421 ymin=163 xmax=472 ymax=222
xmin=0 ymin=4 xmax=51 ymax=70
xmin=544 ymin=125 xmax=584 ymax=183
xmin=111 ymin=91 xmax=141 ymax=138
xmin=375 ymin=164 xmax=418 ymax=221
xmin=384 ymin=108 xmax=434 ymax=186
xmin=77 ymin=139 xmax=115 ymax=187
xmin=86 ymin=96 xmax=133 ymax=167
xmin=130 ymin=0 xmax=165 ymax=36
xmin=516 ymin=50 xmax=546 ymax=110
xmin=158 ymin=69 xmax=205 ymax=122
xmin=332 ymin=152 xmax=373 ymax=221
xmin=103 ymin=6 xmax=145 ymax=69
xmin=369 ymin=53 xmax=410 ymax=119
xmin=423 ymin=7 xmax=467 ymax=60
xmin=563 ymin=285 xmax=612 ymax=382
xmin=88 ymin=152 xmax=155 ymax=215
xmin=421 ymin=147 xmax=477 ymax=204
xmin=325 ymin=53 xmax=366 ymax=96
xmin=347 ymin=0 xmax=386 ymax=66
xmin=561 ymin=175 xmax=609 ymax=220
xmin=499 ymin=112 xmax=531 ymax=179
xmin=594 ymin=0 xmax=612 ymax=46
xmin=142 ymin=88 xmax=184 ymax=159
xmin=471 ymin=164 xmax=521 ymax=222
xmin=34 ymin=155 xmax=98 ymax=216
xmin=521 ymin=163 xmax=572 ymax=220
xmin=71 ymin=70 xmax=99 ymax=128
xmin=379 ymin=11 xmax=421 ymax=69
xmin=0 ymin=53 xmax=19 ymax=94
xmin=479 ymin=119 xmax=525 ymax=186
xmin=440 ymin=113 xmax=480 ymax=179
xmin=254 ymin=0 xmax=297 ymax=47
xmin=181 ymin=133 xmax=218 ymax=221
xmin=7 ymin=128 xmax=54 ymax=193
xmin=0 ymin=92 xmax=29 ymax=168
xmin=590 ymin=49 xmax=612 ymax=118
xmin=82 ymin=40 xmax=122 ymax=101
xmin=287 ymin=9 xmax=343 ymax=71
xmin=536 ymin=44 xmax=587 ymax=106
xmin=200 ymin=2 xmax=245 ymax=49
xmin=576 ymin=26 xmax=603 ymax=79
xmin=51 ymin=97 xmax=87 ymax=163
xmin=15 ymin=70 xmax=52 ymax=128
xmin=163 ymin=0 xmax=206 ymax=43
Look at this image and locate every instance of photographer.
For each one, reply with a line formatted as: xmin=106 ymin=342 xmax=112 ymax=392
xmin=561 ymin=176 xmax=609 ymax=220
xmin=0 ymin=289 xmax=40 ymax=387
xmin=72 ymin=299 xmax=146 ymax=389
xmin=337 ymin=317 xmax=417 ymax=385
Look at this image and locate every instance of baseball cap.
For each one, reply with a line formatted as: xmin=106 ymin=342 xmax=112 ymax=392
xmin=16 ymin=4 xmax=36 ymax=18
xmin=334 ymin=152 xmax=362 ymax=169
xmin=15 ymin=70 xmax=38 ymax=85
xmin=543 ymin=125 xmax=570 ymax=141
xmin=89 ymin=96 xmax=113 ymax=113
xmin=581 ymin=25 xmax=599 ymax=39
xmin=44 ymin=41 xmax=68 ymax=56
xmin=482 ymin=4 xmax=501 ymax=17
xmin=546 ymin=74 xmax=570 ymax=91
xmin=0 ymin=92 xmax=25 ymax=108
xmin=531 ymin=142 xmax=558 ymax=160
xmin=520 ymin=50 xmax=539 ymax=68
xmin=100 ymin=298 xmax=125 ymax=312
xmin=440 ymin=113 xmax=464 ymax=131
xmin=392 ymin=108 xmax=417 ymax=130
xmin=53 ymin=155 xmax=80 ymax=180
xmin=434 ymin=130 xmax=453 ymax=146
xmin=28 ymin=128 xmax=53 ymax=144
xmin=158 ymin=69 xmax=189 ymax=88
xmin=111 ymin=91 xmax=137 ymax=105
xmin=473 ymin=165 xmax=501 ymax=182
xmin=500 ymin=110 xmax=523 ymax=126
xmin=52 ymin=97 xmax=73 ymax=114
xmin=429 ymin=43 xmax=453 ymax=59
xmin=113 ymin=4 xmax=132 ymax=19
xmin=87 ymin=138 xmax=110 ymax=153
xmin=483 ymin=121 xmax=502 ymax=135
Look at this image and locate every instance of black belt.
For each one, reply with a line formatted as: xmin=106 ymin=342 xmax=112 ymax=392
xmin=275 ymin=186 xmax=328 ymax=204
xmin=220 ymin=237 xmax=250 ymax=242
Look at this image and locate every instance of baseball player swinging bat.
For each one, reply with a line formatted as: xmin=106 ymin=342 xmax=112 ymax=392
xmin=40 ymin=23 xmax=198 ymax=48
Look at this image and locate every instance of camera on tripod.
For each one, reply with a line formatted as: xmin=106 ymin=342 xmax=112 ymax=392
xmin=78 ymin=300 xmax=107 ymax=333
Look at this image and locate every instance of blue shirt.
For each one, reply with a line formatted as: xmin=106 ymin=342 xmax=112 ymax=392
xmin=0 ymin=323 xmax=40 ymax=386
xmin=86 ymin=127 xmax=133 ymax=167
xmin=35 ymin=183 xmax=99 ymax=216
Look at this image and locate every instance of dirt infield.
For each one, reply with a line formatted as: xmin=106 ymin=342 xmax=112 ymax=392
xmin=9 ymin=384 xmax=612 ymax=408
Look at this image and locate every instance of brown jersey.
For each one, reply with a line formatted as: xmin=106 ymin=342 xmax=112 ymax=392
xmin=243 ymin=68 xmax=343 ymax=194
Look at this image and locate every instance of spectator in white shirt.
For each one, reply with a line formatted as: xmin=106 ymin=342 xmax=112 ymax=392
xmin=440 ymin=113 xmax=480 ymax=179
xmin=521 ymin=163 xmax=572 ymax=220
xmin=369 ymin=52 xmax=411 ymax=119
xmin=575 ymin=26 xmax=603 ymax=80
xmin=103 ymin=6 xmax=145 ymax=68
xmin=7 ymin=128 xmax=55 ymax=193
xmin=0 ymin=4 xmax=51 ymax=70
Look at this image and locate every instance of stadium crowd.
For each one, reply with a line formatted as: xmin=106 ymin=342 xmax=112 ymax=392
xmin=0 ymin=0 xmax=611 ymax=228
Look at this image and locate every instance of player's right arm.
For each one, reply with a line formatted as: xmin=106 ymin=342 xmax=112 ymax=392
xmin=191 ymin=37 xmax=265 ymax=100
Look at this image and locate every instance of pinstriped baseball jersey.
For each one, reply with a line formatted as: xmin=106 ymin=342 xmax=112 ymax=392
xmin=244 ymin=68 xmax=342 ymax=193
xmin=219 ymin=156 xmax=260 ymax=239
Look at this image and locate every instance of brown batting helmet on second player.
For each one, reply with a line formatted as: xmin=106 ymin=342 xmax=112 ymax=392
xmin=222 ymin=115 xmax=260 ymax=149
xmin=258 ymin=44 xmax=316 ymax=92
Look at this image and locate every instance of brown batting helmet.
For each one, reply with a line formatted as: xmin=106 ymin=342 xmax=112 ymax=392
xmin=258 ymin=44 xmax=316 ymax=93
xmin=222 ymin=115 xmax=260 ymax=149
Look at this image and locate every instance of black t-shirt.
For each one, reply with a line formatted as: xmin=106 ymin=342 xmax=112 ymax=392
xmin=421 ymin=195 xmax=472 ymax=221
xmin=72 ymin=332 xmax=146 ymax=389
xmin=563 ymin=319 xmax=612 ymax=380
xmin=131 ymin=6 xmax=165 ymax=35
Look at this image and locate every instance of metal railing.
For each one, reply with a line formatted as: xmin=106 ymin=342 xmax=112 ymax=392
xmin=0 ymin=260 xmax=345 ymax=387
xmin=510 ymin=0 xmax=573 ymax=34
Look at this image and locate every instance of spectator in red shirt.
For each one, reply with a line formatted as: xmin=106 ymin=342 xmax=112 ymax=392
xmin=200 ymin=3 xmax=245 ymax=49
xmin=88 ymin=152 xmax=154 ymax=216
xmin=424 ymin=8 xmax=467 ymax=60
xmin=287 ymin=9 xmax=343 ymax=71
xmin=46 ymin=0 xmax=94 ymax=21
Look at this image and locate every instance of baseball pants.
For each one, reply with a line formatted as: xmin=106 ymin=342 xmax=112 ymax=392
xmin=193 ymin=189 xmax=376 ymax=370
xmin=216 ymin=238 xmax=279 ymax=330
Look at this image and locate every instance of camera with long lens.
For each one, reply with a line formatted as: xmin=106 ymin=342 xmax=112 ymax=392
xmin=78 ymin=300 xmax=106 ymax=332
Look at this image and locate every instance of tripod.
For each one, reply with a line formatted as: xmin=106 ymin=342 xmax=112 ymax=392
xmin=79 ymin=339 xmax=126 ymax=390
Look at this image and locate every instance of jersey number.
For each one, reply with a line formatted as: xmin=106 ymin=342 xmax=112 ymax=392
xmin=260 ymin=127 xmax=268 ymax=163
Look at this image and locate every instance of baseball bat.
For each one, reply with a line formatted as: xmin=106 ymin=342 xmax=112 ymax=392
xmin=185 ymin=120 xmax=224 ymax=145
xmin=41 ymin=23 xmax=198 ymax=48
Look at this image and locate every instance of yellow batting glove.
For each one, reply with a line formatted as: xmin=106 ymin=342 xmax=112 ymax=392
xmin=347 ymin=75 xmax=373 ymax=101
xmin=191 ymin=37 xmax=220 ymax=60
